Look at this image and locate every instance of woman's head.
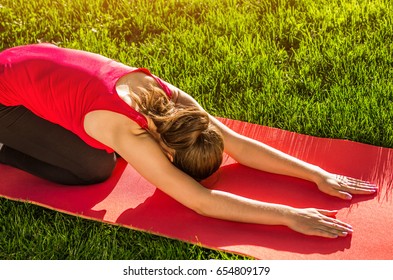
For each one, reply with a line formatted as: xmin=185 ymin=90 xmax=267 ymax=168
xmin=132 ymin=85 xmax=224 ymax=181
xmin=157 ymin=108 xmax=224 ymax=181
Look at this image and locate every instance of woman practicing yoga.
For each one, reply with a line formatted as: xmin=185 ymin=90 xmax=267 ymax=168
xmin=0 ymin=43 xmax=377 ymax=238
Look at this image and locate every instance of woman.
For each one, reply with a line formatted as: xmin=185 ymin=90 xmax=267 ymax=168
xmin=0 ymin=43 xmax=377 ymax=238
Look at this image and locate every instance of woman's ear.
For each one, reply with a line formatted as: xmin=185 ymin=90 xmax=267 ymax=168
xmin=167 ymin=152 xmax=174 ymax=163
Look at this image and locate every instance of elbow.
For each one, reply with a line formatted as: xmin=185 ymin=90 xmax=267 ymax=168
xmin=192 ymin=203 xmax=210 ymax=217
xmin=189 ymin=193 xmax=215 ymax=218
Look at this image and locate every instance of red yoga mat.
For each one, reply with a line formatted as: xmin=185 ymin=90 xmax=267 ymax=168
xmin=0 ymin=118 xmax=392 ymax=259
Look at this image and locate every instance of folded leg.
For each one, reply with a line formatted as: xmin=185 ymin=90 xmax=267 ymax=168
xmin=0 ymin=105 xmax=116 ymax=185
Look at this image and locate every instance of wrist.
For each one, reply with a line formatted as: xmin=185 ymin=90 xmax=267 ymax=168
xmin=276 ymin=205 xmax=298 ymax=227
xmin=308 ymin=165 xmax=330 ymax=185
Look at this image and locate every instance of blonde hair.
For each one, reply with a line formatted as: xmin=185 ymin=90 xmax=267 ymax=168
xmin=131 ymin=85 xmax=224 ymax=181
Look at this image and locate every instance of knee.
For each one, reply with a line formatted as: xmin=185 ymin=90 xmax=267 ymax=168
xmin=77 ymin=152 xmax=117 ymax=185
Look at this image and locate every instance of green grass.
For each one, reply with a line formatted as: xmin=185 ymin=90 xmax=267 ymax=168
xmin=0 ymin=0 xmax=392 ymax=259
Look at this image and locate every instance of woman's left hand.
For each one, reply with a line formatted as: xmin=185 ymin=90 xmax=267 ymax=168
xmin=316 ymin=173 xmax=378 ymax=200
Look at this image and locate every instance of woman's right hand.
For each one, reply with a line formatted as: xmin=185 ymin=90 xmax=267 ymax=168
xmin=285 ymin=208 xmax=353 ymax=238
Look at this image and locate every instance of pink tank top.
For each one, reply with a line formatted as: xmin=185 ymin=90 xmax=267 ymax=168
xmin=0 ymin=43 xmax=172 ymax=152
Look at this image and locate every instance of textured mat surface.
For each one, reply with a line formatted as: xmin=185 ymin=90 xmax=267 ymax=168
xmin=1 ymin=118 xmax=392 ymax=259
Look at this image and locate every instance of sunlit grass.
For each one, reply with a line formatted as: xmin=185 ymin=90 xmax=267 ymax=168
xmin=0 ymin=0 xmax=392 ymax=259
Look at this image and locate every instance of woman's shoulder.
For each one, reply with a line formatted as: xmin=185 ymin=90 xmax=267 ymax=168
xmin=85 ymin=109 xmax=148 ymax=146
xmin=117 ymin=68 xmax=173 ymax=99
xmin=116 ymin=70 xmax=160 ymax=90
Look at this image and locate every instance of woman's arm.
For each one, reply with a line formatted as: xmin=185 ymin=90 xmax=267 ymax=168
xmin=101 ymin=116 xmax=353 ymax=238
xmin=168 ymin=84 xmax=378 ymax=200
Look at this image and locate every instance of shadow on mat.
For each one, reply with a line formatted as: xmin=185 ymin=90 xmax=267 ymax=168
xmin=116 ymin=163 xmax=378 ymax=257
xmin=0 ymin=157 xmax=384 ymax=258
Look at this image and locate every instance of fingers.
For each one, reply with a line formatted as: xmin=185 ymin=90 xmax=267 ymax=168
xmin=321 ymin=185 xmax=353 ymax=200
xmin=319 ymin=220 xmax=353 ymax=238
xmin=336 ymin=190 xmax=353 ymax=200
xmin=315 ymin=226 xmax=351 ymax=239
xmin=293 ymin=208 xmax=353 ymax=239
xmin=317 ymin=209 xmax=353 ymax=237
xmin=335 ymin=175 xmax=378 ymax=197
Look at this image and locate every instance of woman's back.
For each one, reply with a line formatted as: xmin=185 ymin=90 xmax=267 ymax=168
xmin=0 ymin=44 xmax=169 ymax=151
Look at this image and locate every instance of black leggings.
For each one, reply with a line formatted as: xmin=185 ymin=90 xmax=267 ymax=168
xmin=0 ymin=104 xmax=116 ymax=185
